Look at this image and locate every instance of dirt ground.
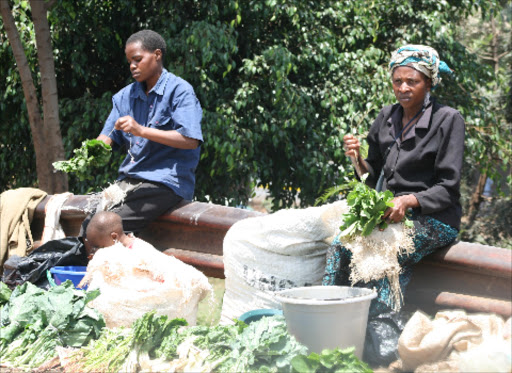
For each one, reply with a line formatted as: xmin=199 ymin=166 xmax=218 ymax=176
xmin=1 ymin=361 xmax=63 ymax=373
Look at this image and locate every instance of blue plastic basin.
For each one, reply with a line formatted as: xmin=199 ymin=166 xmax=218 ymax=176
xmin=49 ymin=266 xmax=87 ymax=290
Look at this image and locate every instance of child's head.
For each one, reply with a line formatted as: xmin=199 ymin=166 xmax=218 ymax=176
xmin=85 ymin=211 xmax=125 ymax=259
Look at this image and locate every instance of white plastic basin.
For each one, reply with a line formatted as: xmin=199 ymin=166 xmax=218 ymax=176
xmin=275 ymin=285 xmax=377 ymax=358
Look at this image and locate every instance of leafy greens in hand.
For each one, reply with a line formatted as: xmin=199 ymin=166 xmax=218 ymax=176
xmin=53 ymin=139 xmax=112 ymax=180
xmin=339 ymin=175 xmax=412 ymax=239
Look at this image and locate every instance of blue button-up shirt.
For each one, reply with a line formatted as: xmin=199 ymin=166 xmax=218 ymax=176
xmin=101 ymin=69 xmax=203 ymax=200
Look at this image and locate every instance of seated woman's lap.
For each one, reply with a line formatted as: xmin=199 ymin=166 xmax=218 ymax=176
xmin=322 ymin=212 xmax=458 ymax=315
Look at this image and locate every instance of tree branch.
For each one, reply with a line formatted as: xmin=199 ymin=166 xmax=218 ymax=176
xmin=0 ymin=0 xmax=47 ymax=185
xmin=0 ymin=0 xmax=43 ymax=138
xmin=45 ymin=0 xmax=57 ymax=11
xmin=497 ymin=51 xmax=510 ymax=59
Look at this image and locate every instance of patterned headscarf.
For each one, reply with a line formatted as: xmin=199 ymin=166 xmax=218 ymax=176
xmin=389 ymin=45 xmax=452 ymax=88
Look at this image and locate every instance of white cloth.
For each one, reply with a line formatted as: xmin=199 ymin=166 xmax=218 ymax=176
xmin=41 ymin=192 xmax=73 ymax=244
xmin=398 ymin=310 xmax=512 ymax=372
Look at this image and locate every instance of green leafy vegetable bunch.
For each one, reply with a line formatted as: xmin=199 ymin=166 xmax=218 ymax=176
xmin=217 ymin=315 xmax=308 ymax=372
xmin=53 ymin=139 xmax=112 ymax=180
xmin=291 ymin=347 xmax=373 ymax=373
xmin=129 ymin=312 xmax=306 ymax=373
xmin=339 ymin=175 xmax=396 ymax=239
xmin=131 ymin=311 xmax=188 ymax=363
xmin=70 ymin=311 xmax=373 ymax=373
xmin=74 ymin=311 xmax=188 ymax=373
xmin=0 ymin=281 xmax=105 ymax=369
xmin=0 ymin=281 xmax=11 ymax=306
xmin=73 ymin=326 xmax=134 ymax=373
xmin=156 ymin=318 xmax=245 ymax=364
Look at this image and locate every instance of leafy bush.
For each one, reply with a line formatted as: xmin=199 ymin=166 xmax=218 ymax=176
xmin=1 ymin=0 xmax=509 ymax=222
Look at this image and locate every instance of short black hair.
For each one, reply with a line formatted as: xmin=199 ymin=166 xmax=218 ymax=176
xmin=86 ymin=211 xmax=124 ymax=238
xmin=126 ymin=29 xmax=166 ymax=59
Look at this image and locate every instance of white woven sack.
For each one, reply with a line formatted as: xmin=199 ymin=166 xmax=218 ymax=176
xmin=220 ymin=201 xmax=348 ymax=324
xmin=220 ymin=270 xmax=282 ymax=324
xmin=82 ymin=243 xmax=212 ymax=328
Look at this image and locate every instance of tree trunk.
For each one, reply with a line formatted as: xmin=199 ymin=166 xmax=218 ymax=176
xmin=30 ymin=0 xmax=68 ymax=193
xmin=465 ymin=173 xmax=487 ymax=228
xmin=0 ymin=0 xmax=68 ymax=193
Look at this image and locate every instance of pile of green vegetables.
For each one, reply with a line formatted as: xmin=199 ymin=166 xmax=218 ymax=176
xmin=0 ymin=281 xmax=11 ymax=305
xmin=53 ymin=139 xmax=112 ymax=180
xmin=71 ymin=311 xmax=372 ymax=373
xmin=0 ymin=281 xmax=105 ymax=369
xmin=0 ymin=281 xmax=372 ymax=372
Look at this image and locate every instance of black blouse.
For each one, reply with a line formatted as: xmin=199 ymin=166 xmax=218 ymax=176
xmin=364 ymin=98 xmax=465 ymax=230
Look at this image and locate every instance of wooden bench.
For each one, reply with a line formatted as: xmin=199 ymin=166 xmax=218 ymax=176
xmin=32 ymin=195 xmax=512 ymax=317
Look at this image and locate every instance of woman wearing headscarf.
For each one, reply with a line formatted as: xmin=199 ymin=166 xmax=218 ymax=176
xmin=323 ymin=45 xmax=465 ymax=365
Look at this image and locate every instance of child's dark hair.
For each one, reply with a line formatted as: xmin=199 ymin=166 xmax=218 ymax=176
xmin=126 ymin=29 xmax=166 ymax=59
xmin=86 ymin=211 xmax=124 ymax=237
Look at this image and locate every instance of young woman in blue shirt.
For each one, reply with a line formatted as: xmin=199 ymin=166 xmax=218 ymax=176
xmin=82 ymin=30 xmax=203 ymax=240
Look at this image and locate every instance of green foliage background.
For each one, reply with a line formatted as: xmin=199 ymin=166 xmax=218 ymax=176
xmin=1 ymin=1 xmax=510 ymax=235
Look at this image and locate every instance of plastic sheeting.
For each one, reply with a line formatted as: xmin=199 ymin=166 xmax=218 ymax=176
xmin=1 ymin=237 xmax=88 ymax=289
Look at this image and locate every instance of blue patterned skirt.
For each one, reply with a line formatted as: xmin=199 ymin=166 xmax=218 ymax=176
xmin=322 ymin=212 xmax=458 ymax=316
